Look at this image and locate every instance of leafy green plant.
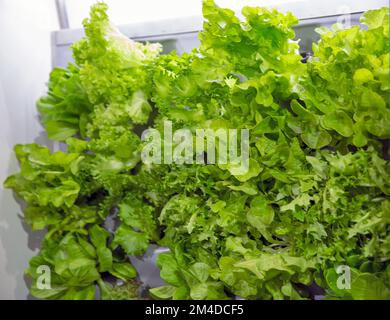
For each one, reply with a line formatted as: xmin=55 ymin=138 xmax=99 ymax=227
xmin=4 ymin=1 xmax=389 ymax=300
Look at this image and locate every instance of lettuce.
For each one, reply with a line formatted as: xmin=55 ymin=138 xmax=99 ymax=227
xmin=4 ymin=1 xmax=389 ymax=300
xmin=297 ymin=7 xmax=390 ymax=149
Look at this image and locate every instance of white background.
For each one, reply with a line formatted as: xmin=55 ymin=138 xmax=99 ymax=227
xmin=65 ymin=0 xmax=389 ymax=27
xmin=0 ymin=0 xmax=58 ymax=300
xmin=66 ymin=0 xmax=301 ymax=27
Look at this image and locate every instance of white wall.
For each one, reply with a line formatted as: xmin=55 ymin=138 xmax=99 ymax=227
xmin=0 ymin=0 xmax=58 ymax=299
xmin=65 ymin=0 xmax=389 ymax=28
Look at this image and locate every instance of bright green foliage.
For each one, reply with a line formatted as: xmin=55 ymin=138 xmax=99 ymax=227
xmin=296 ymin=7 xmax=390 ymax=150
xmin=26 ymin=234 xmax=100 ymax=300
xmin=37 ymin=65 xmax=92 ymax=140
xmin=98 ymin=279 xmax=140 ymax=300
xmin=4 ymin=1 xmax=390 ymax=300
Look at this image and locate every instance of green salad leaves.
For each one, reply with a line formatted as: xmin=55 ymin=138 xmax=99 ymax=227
xmin=4 ymin=1 xmax=390 ymax=300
